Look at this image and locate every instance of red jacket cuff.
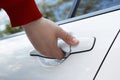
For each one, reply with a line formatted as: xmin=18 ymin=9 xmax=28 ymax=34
xmin=3 ymin=0 xmax=42 ymax=27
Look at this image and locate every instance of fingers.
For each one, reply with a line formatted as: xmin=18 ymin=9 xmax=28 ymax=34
xmin=56 ymin=27 xmax=79 ymax=46
xmin=48 ymin=37 xmax=65 ymax=59
xmin=53 ymin=47 xmax=65 ymax=59
xmin=40 ymin=42 xmax=65 ymax=59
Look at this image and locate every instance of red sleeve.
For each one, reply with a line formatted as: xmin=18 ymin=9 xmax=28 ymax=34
xmin=0 ymin=0 xmax=42 ymax=27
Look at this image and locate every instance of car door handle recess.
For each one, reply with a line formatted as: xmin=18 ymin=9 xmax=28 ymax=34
xmin=30 ymin=37 xmax=96 ymax=58
xmin=30 ymin=37 xmax=96 ymax=66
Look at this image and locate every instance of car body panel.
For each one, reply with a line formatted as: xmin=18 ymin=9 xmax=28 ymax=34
xmin=95 ymin=30 xmax=120 ymax=80
xmin=0 ymin=7 xmax=120 ymax=80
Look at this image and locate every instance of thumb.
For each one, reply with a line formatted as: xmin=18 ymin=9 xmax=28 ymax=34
xmin=57 ymin=27 xmax=79 ymax=46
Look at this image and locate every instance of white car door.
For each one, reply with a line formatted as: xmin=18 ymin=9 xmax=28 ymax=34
xmin=95 ymin=29 xmax=120 ymax=80
xmin=0 ymin=6 xmax=120 ymax=80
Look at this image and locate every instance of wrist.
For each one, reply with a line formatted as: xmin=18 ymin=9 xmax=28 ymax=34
xmin=22 ymin=17 xmax=43 ymax=29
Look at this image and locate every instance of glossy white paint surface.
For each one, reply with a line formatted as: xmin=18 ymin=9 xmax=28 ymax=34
xmin=95 ymin=32 xmax=120 ymax=80
xmin=59 ymin=37 xmax=95 ymax=53
xmin=0 ymin=10 xmax=120 ymax=80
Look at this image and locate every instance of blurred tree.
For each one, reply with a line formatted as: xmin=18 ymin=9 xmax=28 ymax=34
xmin=0 ymin=31 xmax=3 ymax=37
xmin=83 ymin=0 xmax=98 ymax=14
xmin=37 ymin=1 xmax=56 ymax=21
xmin=3 ymin=24 xmax=23 ymax=35
xmin=37 ymin=0 xmax=73 ymax=21
xmin=76 ymin=0 xmax=99 ymax=16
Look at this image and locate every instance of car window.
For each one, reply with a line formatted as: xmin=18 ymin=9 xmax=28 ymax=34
xmin=0 ymin=0 xmax=120 ymax=39
xmin=75 ymin=0 xmax=120 ymax=17
xmin=37 ymin=0 xmax=74 ymax=21
xmin=37 ymin=0 xmax=120 ymax=21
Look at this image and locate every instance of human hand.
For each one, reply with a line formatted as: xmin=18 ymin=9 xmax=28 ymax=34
xmin=22 ymin=18 xmax=79 ymax=59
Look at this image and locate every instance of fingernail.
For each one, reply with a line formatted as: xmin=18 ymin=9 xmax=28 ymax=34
xmin=72 ymin=38 xmax=79 ymax=44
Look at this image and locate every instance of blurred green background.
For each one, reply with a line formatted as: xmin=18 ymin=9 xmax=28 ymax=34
xmin=0 ymin=0 xmax=120 ymax=38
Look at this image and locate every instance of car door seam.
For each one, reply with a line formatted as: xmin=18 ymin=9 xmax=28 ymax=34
xmin=93 ymin=29 xmax=120 ymax=80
